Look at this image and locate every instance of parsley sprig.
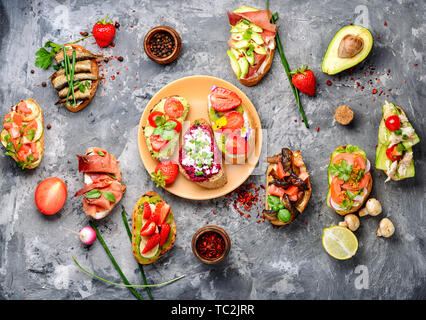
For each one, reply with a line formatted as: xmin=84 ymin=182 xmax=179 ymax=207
xmin=328 ymin=160 xmax=353 ymax=181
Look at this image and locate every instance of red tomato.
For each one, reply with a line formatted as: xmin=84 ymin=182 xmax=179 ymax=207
xmin=385 ymin=115 xmax=401 ymax=132
xmin=150 ymin=135 xmax=168 ymax=152
xmin=225 ymin=133 xmax=248 ymax=155
xmin=35 ymin=177 xmax=67 ymax=215
xmin=222 ymin=111 xmax=244 ymax=130
xmin=17 ymin=144 xmax=31 ymax=162
xmin=17 ymin=101 xmax=32 ymax=115
xmin=331 ymin=153 xmax=366 ymax=170
xmin=209 ymin=87 xmax=242 ymax=112
xmin=148 ymin=111 xmax=164 ymax=127
xmin=386 ymin=144 xmax=402 ymax=162
xmin=164 ymin=98 xmax=184 ymax=118
xmin=267 ymin=184 xmax=285 ymax=197
xmin=342 ymin=172 xmax=371 ymax=191
xmin=276 ymin=162 xmax=286 ymax=179
xmin=330 ymin=176 xmax=345 ymax=204
xmin=166 ymin=119 xmax=182 ymax=133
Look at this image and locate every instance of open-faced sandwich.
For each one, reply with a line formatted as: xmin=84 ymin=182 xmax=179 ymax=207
xmin=144 ymin=96 xmax=189 ymax=161
xmin=178 ymin=118 xmax=227 ymax=189
xmin=208 ymin=86 xmax=254 ymax=164
xmin=264 ymin=148 xmax=311 ymax=226
xmin=327 ymin=145 xmax=372 ymax=215
xmin=1 ymin=99 xmax=44 ymax=169
xmin=74 ymin=147 xmax=126 ymax=219
xmin=375 ymin=101 xmax=419 ymax=182
xmin=226 ymin=5 xmax=277 ymax=86
xmin=50 ymin=44 xmax=102 ymax=112
xmin=131 ymin=191 xmax=176 ymax=264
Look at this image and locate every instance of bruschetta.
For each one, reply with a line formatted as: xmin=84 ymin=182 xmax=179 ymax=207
xmin=131 ymin=191 xmax=176 ymax=264
xmin=50 ymin=44 xmax=102 ymax=112
xmin=178 ymin=118 xmax=227 ymax=189
xmin=264 ymin=148 xmax=311 ymax=226
xmin=1 ymin=98 xmax=44 ymax=169
xmin=226 ymin=6 xmax=277 ymax=86
xmin=375 ymin=101 xmax=419 ymax=182
xmin=74 ymin=147 xmax=126 ymax=220
xmin=208 ymin=86 xmax=254 ymax=164
xmin=327 ymin=145 xmax=372 ymax=215
xmin=143 ymin=96 xmax=189 ymax=161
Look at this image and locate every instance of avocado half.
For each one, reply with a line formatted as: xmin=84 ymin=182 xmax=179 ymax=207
xmin=322 ymin=25 xmax=373 ymax=75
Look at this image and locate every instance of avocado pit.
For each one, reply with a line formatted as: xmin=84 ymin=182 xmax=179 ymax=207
xmin=338 ymin=34 xmax=364 ymax=58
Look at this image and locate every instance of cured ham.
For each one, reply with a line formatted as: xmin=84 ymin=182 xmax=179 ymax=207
xmin=75 ymin=147 xmax=125 ymax=219
xmin=228 ymin=10 xmax=276 ymax=34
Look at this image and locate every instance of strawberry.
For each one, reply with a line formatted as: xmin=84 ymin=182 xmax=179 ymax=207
xmin=159 ymin=223 xmax=171 ymax=247
xmin=142 ymin=202 xmax=152 ymax=219
xmin=152 ymin=201 xmax=171 ymax=225
xmin=140 ymin=221 xmax=156 ymax=237
xmin=92 ymin=15 xmax=116 ymax=48
xmin=142 ymin=233 xmax=160 ymax=254
xmin=151 ymin=161 xmax=179 ymax=187
xmin=291 ymin=65 xmax=316 ymax=96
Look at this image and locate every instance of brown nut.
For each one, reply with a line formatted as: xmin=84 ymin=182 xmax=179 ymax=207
xmin=334 ymin=105 xmax=354 ymax=125
xmin=338 ymin=35 xmax=364 ymax=58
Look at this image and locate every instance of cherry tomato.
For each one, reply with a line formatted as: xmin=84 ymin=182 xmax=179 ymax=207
xmin=166 ymin=119 xmax=182 ymax=133
xmin=386 ymin=144 xmax=402 ymax=162
xmin=164 ymin=98 xmax=184 ymax=118
xmin=222 ymin=110 xmax=244 ymax=130
xmin=385 ymin=115 xmax=401 ymax=132
xmin=208 ymin=87 xmax=242 ymax=112
xmin=35 ymin=177 xmax=67 ymax=215
xmin=225 ymin=133 xmax=248 ymax=155
xmin=150 ymin=135 xmax=168 ymax=152
xmin=148 ymin=111 xmax=165 ymax=127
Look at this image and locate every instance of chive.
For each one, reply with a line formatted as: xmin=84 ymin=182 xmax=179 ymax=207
xmin=121 ymin=207 xmax=154 ymax=300
xmin=70 ymin=49 xmax=76 ymax=105
xmin=88 ymin=221 xmax=144 ymax=300
xmin=266 ymin=1 xmax=309 ymax=128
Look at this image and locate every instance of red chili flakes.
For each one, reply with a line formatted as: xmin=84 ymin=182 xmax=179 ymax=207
xmin=294 ymin=119 xmax=297 ymax=122
xmin=111 ymin=75 xmax=115 ymax=80
xmin=377 ymin=35 xmax=381 ymax=39
xmin=196 ymin=231 xmax=225 ymax=260
xmin=229 ymin=182 xmax=263 ymax=220
xmin=414 ymin=64 xmax=418 ymax=67
xmin=372 ymin=88 xmax=377 ymax=94
xmin=315 ymin=126 xmax=319 ymax=132
xmin=388 ymin=88 xmax=392 ymax=91
xmin=326 ymin=80 xmax=332 ymax=86
xmin=212 ymin=211 xmax=216 ymax=215
xmin=384 ymin=21 xmax=387 ymax=26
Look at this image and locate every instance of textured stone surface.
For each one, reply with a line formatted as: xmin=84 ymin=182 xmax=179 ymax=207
xmin=0 ymin=0 xmax=424 ymax=300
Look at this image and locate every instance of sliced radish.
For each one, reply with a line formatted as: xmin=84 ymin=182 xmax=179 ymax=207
xmin=365 ymin=159 xmax=371 ymax=173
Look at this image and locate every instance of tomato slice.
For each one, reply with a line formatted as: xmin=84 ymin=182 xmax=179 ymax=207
xmin=164 ymin=98 xmax=184 ymax=118
xmin=342 ymin=172 xmax=371 ymax=191
xmin=331 ymin=153 xmax=366 ymax=170
xmin=17 ymin=101 xmax=32 ymax=115
xmin=385 ymin=115 xmax=401 ymax=132
xmin=150 ymin=135 xmax=168 ymax=152
xmin=17 ymin=144 xmax=31 ymax=162
xmin=35 ymin=177 xmax=67 ymax=215
xmin=148 ymin=111 xmax=165 ymax=127
xmin=222 ymin=111 xmax=244 ymax=130
xmin=386 ymin=144 xmax=402 ymax=162
xmin=267 ymin=184 xmax=285 ymax=198
xmin=225 ymin=133 xmax=248 ymax=155
xmin=330 ymin=176 xmax=345 ymax=204
xmin=209 ymin=87 xmax=242 ymax=112
xmin=166 ymin=119 xmax=182 ymax=133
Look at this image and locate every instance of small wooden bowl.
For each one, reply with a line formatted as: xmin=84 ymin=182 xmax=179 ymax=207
xmin=144 ymin=26 xmax=182 ymax=64
xmin=191 ymin=226 xmax=231 ymax=264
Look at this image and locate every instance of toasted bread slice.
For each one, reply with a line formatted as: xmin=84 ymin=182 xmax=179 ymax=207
xmin=333 ymin=177 xmax=372 ymax=216
xmin=1 ymin=99 xmax=44 ymax=169
xmin=178 ymin=118 xmax=227 ymax=189
xmin=239 ymin=42 xmax=275 ymax=87
xmin=264 ymin=149 xmax=311 ymax=226
xmin=131 ymin=191 xmax=177 ymax=265
xmin=51 ymin=44 xmax=101 ymax=113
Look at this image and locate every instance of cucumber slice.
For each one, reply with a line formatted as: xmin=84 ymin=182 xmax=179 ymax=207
xmin=233 ymin=5 xmax=259 ymax=13
xmin=251 ymin=31 xmax=264 ymax=45
xmin=249 ymin=23 xmax=263 ymax=33
xmin=227 ymin=50 xmax=241 ymax=79
xmin=231 ymin=32 xmax=244 ymax=41
xmin=241 ymin=49 xmax=255 ymax=65
xmin=232 ymin=39 xmax=250 ymax=49
xmin=251 ymin=41 xmax=267 ymax=55
xmin=233 ymin=21 xmax=250 ymax=31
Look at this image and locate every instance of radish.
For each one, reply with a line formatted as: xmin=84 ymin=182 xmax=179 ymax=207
xmin=61 ymin=226 xmax=97 ymax=245
xmin=365 ymin=159 xmax=371 ymax=173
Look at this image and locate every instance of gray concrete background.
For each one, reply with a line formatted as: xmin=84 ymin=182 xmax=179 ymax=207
xmin=0 ymin=0 xmax=424 ymax=300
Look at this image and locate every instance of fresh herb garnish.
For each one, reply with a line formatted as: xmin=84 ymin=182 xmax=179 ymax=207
xmin=97 ymin=150 xmax=105 ymax=156
xmin=85 ymin=189 xmax=102 ymax=199
xmin=394 ymin=129 xmax=402 ymax=135
xmin=103 ymin=191 xmax=116 ymax=203
xmin=151 ymin=170 xmax=168 ymax=187
xmin=328 ymin=160 xmax=353 ymax=181
xmin=267 ymin=195 xmax=285 ymax=212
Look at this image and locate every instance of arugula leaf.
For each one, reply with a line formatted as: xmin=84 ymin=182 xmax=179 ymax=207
xmin=85 ymin=189 xmax=102 ymax=199
xmin=328 ymin=160 xmax=353 ymax=181
xmin=154 ymin=116 xmax=165 ymax=127
xmin=104 ymin=191 xmax=116 ymax=203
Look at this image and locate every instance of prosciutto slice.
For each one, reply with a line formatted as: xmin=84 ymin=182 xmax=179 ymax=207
xmin=77 ymin=149 xmax=120 ymax=175
xmin=82 ymin=181 xmax=126 ymax=217
xmin=227 ymin=10 xmax=277 ymax=35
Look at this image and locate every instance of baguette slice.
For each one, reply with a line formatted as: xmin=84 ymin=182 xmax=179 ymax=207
xmin=178 ymin=118 xmax=227 ymax=189
xmin=52 ymin=44 xmax=101 ymax=113
xmin=264 ymin=150 xmax=311 ymax=226
xmin=1 ymin=98 xmax=44 ymax=169
xmin=131 ymin=191 xmax=177 ymax=265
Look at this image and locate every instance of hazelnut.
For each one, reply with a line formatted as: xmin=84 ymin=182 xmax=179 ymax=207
xmin=334 ymin=105 xmax=354 ymax=125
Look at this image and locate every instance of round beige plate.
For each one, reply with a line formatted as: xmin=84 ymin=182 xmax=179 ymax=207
xmin=137 ymin=75 xmax=262 ymax=200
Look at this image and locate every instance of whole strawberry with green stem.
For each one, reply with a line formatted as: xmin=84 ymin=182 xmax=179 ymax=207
xmin=92 ymin=14 xmax=116 ymax=47
xmin=291 ymin=65 xmax=316 ymax=96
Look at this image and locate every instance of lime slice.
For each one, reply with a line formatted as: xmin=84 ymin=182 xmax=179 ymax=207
xmin=322 ymin=226 xmax=358 ymax=260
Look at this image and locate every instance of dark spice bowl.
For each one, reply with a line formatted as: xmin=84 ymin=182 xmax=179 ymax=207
xmin=191 ymin=226 xmax=231 ymax=265
xmin=144 ymin=26 xmax=182 ymax=64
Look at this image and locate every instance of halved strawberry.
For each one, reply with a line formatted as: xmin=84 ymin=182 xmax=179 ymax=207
xmin=142 ymin=233 xmax=160 ymax=254
xmin=159 ymin=223 xmax=171 ymax=247
xmin=142 ymin=202 xmax=152 ymax=219
xmin=140 ymin=221 xmax=156 ymax=237
xmin=153 ymin=201 xmax=171 ymax=225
